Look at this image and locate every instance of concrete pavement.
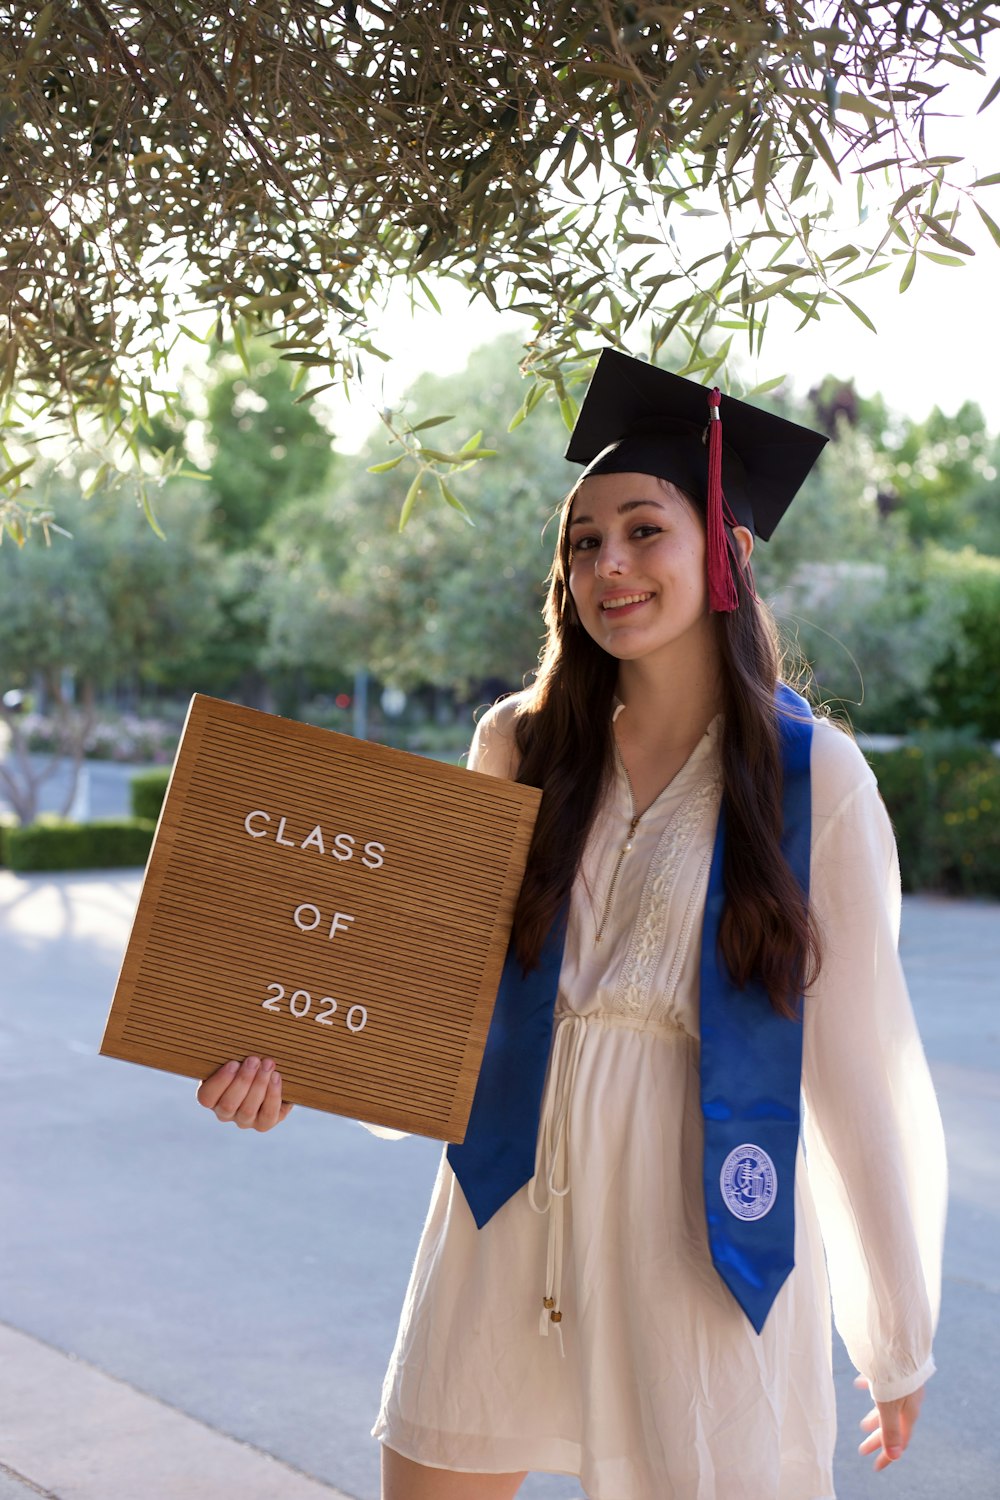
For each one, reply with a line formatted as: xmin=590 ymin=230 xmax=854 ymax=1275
xmin=0 ymin=1322 xmax=351 ymax=1499
xmin=0 ymin=870 xmax=997 ymax=1499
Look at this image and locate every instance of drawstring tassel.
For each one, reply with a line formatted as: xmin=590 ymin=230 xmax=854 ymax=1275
xmin=540 ymin=1296 xmax=565 ymax=1358
xmin=706 ymin=388 xmax=738 ymax=613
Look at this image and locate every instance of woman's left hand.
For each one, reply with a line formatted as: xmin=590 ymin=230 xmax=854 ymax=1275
xmin=855 ymin=1375 xmax=925 ymax=1471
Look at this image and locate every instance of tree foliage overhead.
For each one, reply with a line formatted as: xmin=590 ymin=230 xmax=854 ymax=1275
xmin=2 ymin=0 xmax=1000 ymax=535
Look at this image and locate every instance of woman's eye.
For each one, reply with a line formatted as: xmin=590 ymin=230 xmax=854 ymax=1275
xmin=633 ymin=524 xmax=662 ymax=539
xmin=571 ymin=536 xmax=599 ymax=552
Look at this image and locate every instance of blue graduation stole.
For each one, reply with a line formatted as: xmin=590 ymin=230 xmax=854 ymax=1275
xmin=448 ymin=683 xmax=812 ymax=1333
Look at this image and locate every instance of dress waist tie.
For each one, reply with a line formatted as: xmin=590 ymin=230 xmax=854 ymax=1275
xmin=527 ymin=1014 xmax=586 ymax=1359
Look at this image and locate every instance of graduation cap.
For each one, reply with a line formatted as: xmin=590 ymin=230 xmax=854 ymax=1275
xmin=564 ymin=349 xmax=828 ymax=611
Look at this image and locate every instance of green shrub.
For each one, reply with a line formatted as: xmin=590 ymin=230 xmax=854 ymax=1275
xmin=866 ymin=747 xmax=933 ymax=891
xmin=867 ymin=739 xmax=1000 ymax=898
xmin=0 ymin=812 xmax=18 ymax=867
xmin=5 ymin=818 xmax=155 ymax=873
xmin=937 ymin=757 xmax=1000 ymax=897
xmin=130 ymin=769 xmax=171 ymax=821
xmin=927 ymin=548 xmax=1000 ymax=737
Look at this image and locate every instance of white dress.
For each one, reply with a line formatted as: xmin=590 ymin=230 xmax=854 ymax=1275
xmin=373 ymin=704 xmax=946 ymax=1500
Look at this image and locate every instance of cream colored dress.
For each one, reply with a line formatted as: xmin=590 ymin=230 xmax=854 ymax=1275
xmin=373 ymin=704 xmax=946 ymax=1500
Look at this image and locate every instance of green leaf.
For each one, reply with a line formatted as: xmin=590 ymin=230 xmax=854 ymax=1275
xmin=972 ymin=172 xmax=1000 ymax=188
xmin=918 ymin=216 xmax=974 ymax=255
xmin=978 ymin=74 xmax=1000 ymax=113
xmin=835 ymin=92 xmax=891 ymax=122
xmin=723 ymin=113 xmax=753 ymax=178
xmin=415 ymin=275 xmax=441 ymax=314
xmin=898 ymin=251 xmax=917 ymax=293
xmin=747 ymin=374 xmax=787 ymax=396
xmin=558 ymin=395 xmax=578 ymax=431
xmin=837 ymin=294 xmax=877 ymax=333
xmin=976 ymin=203 xmax=1000 ymax=249
xmin=460 ymin=430 xmax=484 ymax=452
xmin=83 ymin=462 xmax=111 ymax=498
xmin=789 ymin=154 xmax=814 ymax=203
xmin=743 ymin=270 xmax=807 ymax=303
xmin=294 ymin=380 xmax=340 ymax=404
xmin=797 ymin=110 xmax=841 ymax=183
xmin=367 ymin=455 xmax=406 ymax=473
xmin=409 ymin=414 xmax=455 ymax=433
xmin=752 ymin=119 xmax=775 ymax=213
xmin=419 ymin=446 xmax=499 ymax=463
xmin=840 ymin=262 xmax=890 ymax=285
xmin=233 ymin=320 xmax=251 ymax=375
xmin=140 ymin=486 xmax=167 ymax=541
xmin=919 ymin=251 xmax=965 ymax=266
xmin=891 ymin=183 xmax=925 ymax=216
xmin=399 ymin=472 xmax=423 ymax=530
xmin=437 ymin=475 xmax=474 ymax=524
xmin=0 ymin=458 xmax=34 ymax=487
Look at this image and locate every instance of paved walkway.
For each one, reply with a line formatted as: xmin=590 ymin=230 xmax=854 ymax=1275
xmin=0 ymin=1323 xmax=350 ymax=1500
xmin=0 ymin=871 xmax=997 ymax=1499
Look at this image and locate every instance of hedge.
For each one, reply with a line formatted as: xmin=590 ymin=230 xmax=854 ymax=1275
xmin=4 ymin=818 xmax=156 ymax=873
xmin=130 ymin=768 xmax=171 ymax=821
xmin=867 ymin=741 xmax=1000 ymax=899
xmin=0 ymin=812 xmax=17 ymax=867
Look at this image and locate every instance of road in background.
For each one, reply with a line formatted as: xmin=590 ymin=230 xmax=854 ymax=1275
xmin=0 ymin=871 xmax=997 ymax=1499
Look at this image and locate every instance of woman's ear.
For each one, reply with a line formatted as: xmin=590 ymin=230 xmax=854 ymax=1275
xmin=731 ymin=525 xmax=754 ymax=569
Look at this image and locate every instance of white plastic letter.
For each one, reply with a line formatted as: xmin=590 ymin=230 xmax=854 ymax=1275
xmin=328 ymin=912 xmax=355 ymax=941
xmin=245 ymin=811 xmax=271 ymax=839
xmin=361 ymin=841 xmax=386 ymax=871
xmin=300 ymin=824 xmax=325 ymax=855
xmin=275 ymin=816 xmax=296 ymax=847
xmin=332 ymin=833 xmax=355 ymax=862
xmin=293 ymin=902 xmax=322 ymax=933
xmin=346 ymin=1004 xmax=368 ymax=1033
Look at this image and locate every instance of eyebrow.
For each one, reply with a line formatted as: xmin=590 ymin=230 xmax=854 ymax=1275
xmin=567 ymin=498 xmax=667 ymax=527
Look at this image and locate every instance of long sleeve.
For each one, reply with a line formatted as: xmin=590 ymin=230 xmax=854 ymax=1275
xmin=801 ymin=726 xmax=947 ymax=1403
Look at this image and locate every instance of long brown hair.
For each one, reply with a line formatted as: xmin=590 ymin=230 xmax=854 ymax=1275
xmin=509 ymin=481 xmax=819 ymax=1019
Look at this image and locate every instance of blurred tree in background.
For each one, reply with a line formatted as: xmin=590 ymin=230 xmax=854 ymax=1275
xmin=0 ymin=480 xmax=219 ymax=704
xmin=203 ymin=348 xmax=338 ymax=547
xmin=2 ymin=334 xmax=998 ymax=763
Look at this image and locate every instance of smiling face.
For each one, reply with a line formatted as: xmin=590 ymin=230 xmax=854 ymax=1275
xmin=565 ymin=471 xmax=716 ymax=668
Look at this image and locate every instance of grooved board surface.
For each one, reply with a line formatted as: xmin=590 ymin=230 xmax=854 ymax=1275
xmin=100 ymin=695 xmax=541 ymax=1142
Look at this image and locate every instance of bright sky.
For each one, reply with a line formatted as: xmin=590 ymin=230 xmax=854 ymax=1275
xmin=327 ymin=41 xmax=1000 ymax=453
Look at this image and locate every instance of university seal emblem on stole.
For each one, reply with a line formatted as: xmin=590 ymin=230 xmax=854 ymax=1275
xmin=720 ymin=1143 xmax=778 ymax=1221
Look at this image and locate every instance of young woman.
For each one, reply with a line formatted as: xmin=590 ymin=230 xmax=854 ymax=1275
xmin=198 ymin=351 xmax=946 ymax=1500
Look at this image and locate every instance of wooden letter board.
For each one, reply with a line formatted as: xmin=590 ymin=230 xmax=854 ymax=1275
xmin=101 ymin=695 xmax=541 ymax=1142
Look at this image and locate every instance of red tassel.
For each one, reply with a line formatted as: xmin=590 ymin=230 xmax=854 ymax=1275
xmin=706 ymin=387 xmax=738 ymax=613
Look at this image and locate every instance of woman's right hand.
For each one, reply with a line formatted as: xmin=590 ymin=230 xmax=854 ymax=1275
xmin=196 ymin=1056 xmax=293 ymax=1131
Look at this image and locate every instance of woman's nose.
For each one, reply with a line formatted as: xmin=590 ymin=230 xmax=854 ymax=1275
xmin=594 ymin=537 xmax=626 ymax=577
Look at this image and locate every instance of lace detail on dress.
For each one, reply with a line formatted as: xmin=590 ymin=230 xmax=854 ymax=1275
xmin=613 ymin=773 xmax=721 ymax=1021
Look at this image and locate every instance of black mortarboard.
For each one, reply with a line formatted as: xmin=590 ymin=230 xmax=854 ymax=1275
xmin=564 ymin=349 xmax=827 ymax=543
